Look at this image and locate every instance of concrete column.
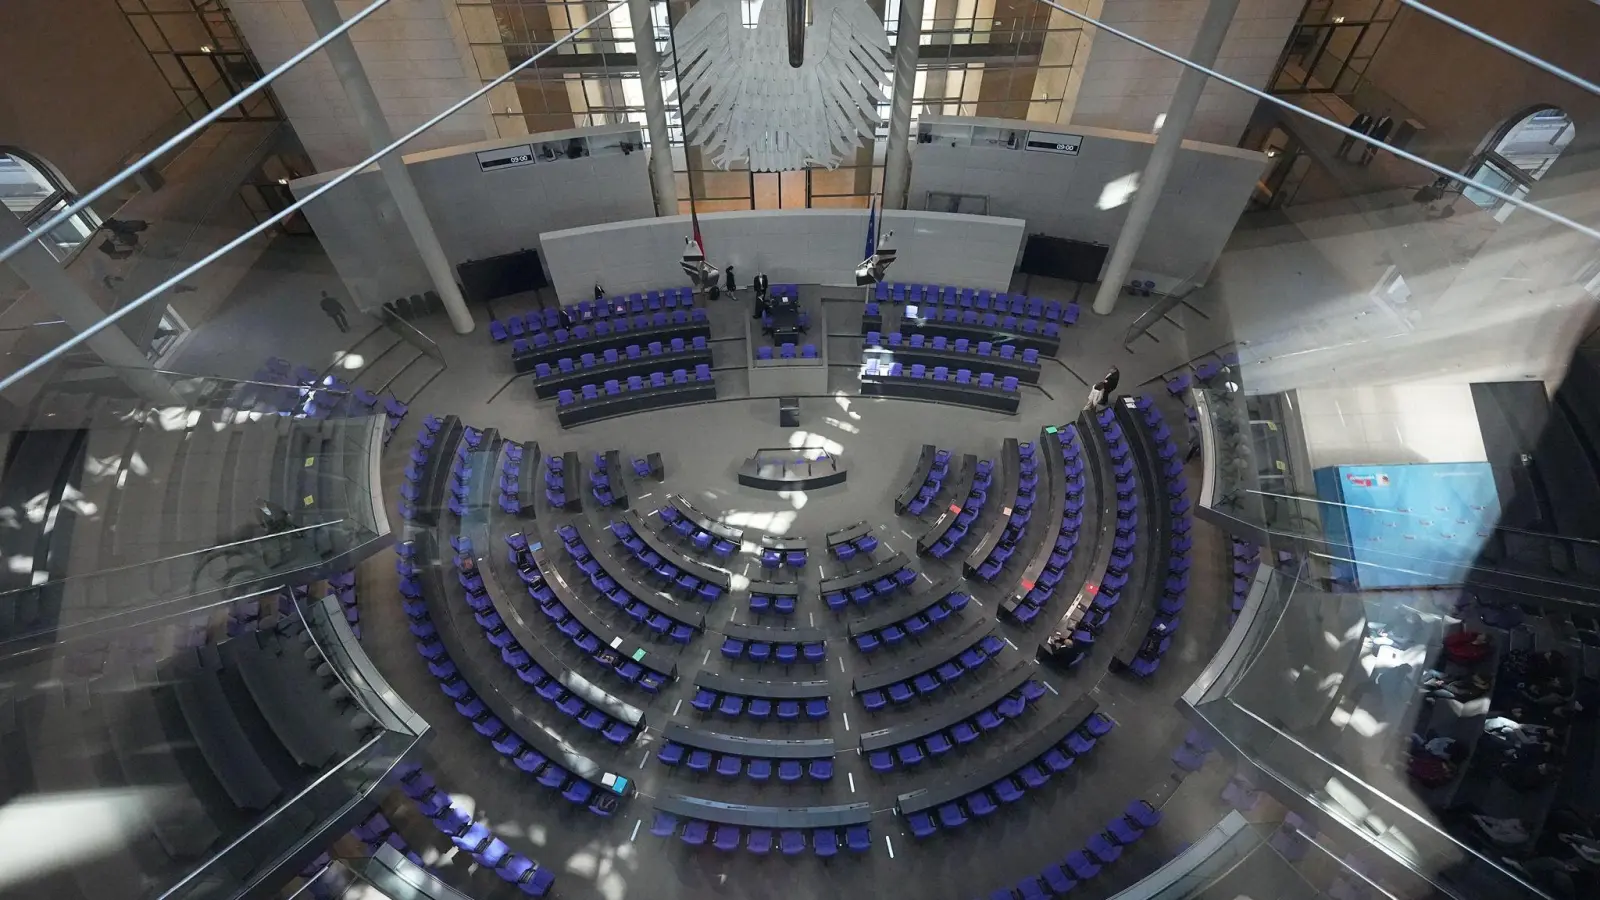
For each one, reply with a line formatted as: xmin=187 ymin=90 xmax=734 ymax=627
xmin=0 ymin=208 xmax=179 ymax=405
xmin=882 ymin=0 xmax=924 ymax=210
xmin=1090 ymin=0 xmax=1240 ymax=315
xmin=630 ymin=0 xmax=679 ymax=217
xmin=303 ymin=0 xmax=475 ymax=334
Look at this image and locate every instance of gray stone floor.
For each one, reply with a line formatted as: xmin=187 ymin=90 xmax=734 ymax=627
xmin=347 ymin=283 xmax=1248 ymax=900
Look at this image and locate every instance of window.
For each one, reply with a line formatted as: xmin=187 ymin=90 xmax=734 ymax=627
xmin=0 ymin=148 xmax=99 ymax=261
xmin=1463 ymin=107 xmax=1575 ymax=215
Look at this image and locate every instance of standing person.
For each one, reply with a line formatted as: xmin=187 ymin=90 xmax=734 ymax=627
xmin=1361 ymin=114 xmax=1395 ymax=166
xmin=1337 ymin=111 xmax=1374 ymax=160
xmin=593 ymin=282 xmax=605 ymax=303
xmin=319 ymin=290 xmax=349 ymax=333
xmin=1086 ymin=366 xmax=1120 ymax=411
xmin=752 ymin=272 xmax=769 ymax=320
xmin=724 ymin=265 xmax=737 ymax=294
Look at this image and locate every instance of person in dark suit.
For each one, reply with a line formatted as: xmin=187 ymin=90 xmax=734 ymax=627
xmin=1337 ymin=112 xmax=1374 ymax=160
xmin=1086 ymin=366 xmax=1120 ymax=410
xmin=1361 ymin=115 xmax=1395 ymax=166
xmin=752 ymin=273 xmax=769 ymax=320
xmin=593 ymin=282 xmax=605 ymax=302
xmin=725 ymin=266 xmax=737 ymax=293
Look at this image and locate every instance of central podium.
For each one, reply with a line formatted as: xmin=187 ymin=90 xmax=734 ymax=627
xmin=738 ymin=447 xmax=847 ymax=491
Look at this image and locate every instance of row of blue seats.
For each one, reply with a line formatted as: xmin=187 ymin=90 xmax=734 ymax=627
xmin=658 ymin=745 xmax=834 ymax=781
xmin=907 ymin=305 xmax=1064 ymax=338
xmin=869 ymin=679 xmax=1046 ymax=772
xmin=651 ymin=815 xmax=868 ymax=857
xmin=858 ymin=633 xmax=1006 ymax=710
xmin=489 ymin=287 xmax=695 ymax=340
xmin=903 ymin=448 xmax=954 ymax=517
xmin=1072 ymin=410 xmax=1140 ymax=643
xmin=1229 ymin=538 xmax=1260 ymax=627
xmin=522 ymin=308 xmax=708 ymax=351
xmin=862 ymin=358 xmax=1021 ymax=393
xmin=657 ymin=504 xmax=743 ymax=559
xmin=399 ymin=564 xmax=618 ymax=816
xmin=588 ymin=452 xmax=620 ymax=507
xmin=928 ymin=458 xmax=997 ymax=559
xmin=1163 ymin=352 xmax=1240 ymax=396
xmin=908 ymin=712 xmax=1113 ymax=838
xmin=530 ymin=336 xmax=710 ymax=380
xmin=749 ymin=590 xmax=796 ymax=616
xmin=758 ymin=546 xmax=808 ymax=569
xmin=689 ymin=688 xmax=829 ymax=720
xmin=852 ymin=590 xmax=970 ymax=653
xmin=551 ymin=527 xmax=704 ymax=638
xmin=1009 ymin=429 xmax=1086 ymax=624
xmin=994 ymin=798 xmax=1163 ymax=899
xmin=972 ymin=441 xmax=1048 ymax=581
xmin=397 ymin=416 xmax=445 ymax=522
xmin=604 ymin=518 xmax=728 ymax=602
xmin=541 ymin=454 xmax=570 ymax=512
xmin=721 ymin=634 xmax=827 ymax=665
xmin=874 ymin=282 xmax=1080 ymax=325
xmin=505 ymin=533 xmax=672 ymax=690
xmin=258 ymin=357 xmax=410 ymax=429
xmin=397 ymin=767 xmax=555 ymax=896
xmin=866 ymin=331 xmax=1041 ymax=364
xmin=554 ymin=364 xmax=714 ymax=407
xmin=755 ymin=342 xmax=819 ymax=360
xmin=822 ymin=564 xmax=919 ymax=610
xmin=829 ymin=530 xmax=879 ymax=561
xmin=1124 ymin=399 xmax=1194 ymax=678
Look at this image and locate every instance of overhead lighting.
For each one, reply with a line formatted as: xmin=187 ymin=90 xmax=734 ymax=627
xmin=277 ymin=177 xmax=289 ymax=185
xmin=200 ymin=44 xmax=214 ymax=54
xmin=1332 ymin=15 xmax=1345 ymax=23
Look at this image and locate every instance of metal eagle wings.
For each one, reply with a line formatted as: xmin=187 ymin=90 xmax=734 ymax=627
xmin=669 ymin=0 xmax=890 ymax=172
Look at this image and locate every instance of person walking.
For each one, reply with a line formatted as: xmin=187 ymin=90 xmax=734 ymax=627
xmin=319 ymin=290 xmax=350 ymax=333
xmin=1086 ymin=365 xmax=1120 ymax=410
xmin=1337 ymin=112 xmax=1374 ymax=160
xmin=724 ymin=265 xmax=737 ymax=294
xmin=1360 ymin=114 xmax=1395 ymax=166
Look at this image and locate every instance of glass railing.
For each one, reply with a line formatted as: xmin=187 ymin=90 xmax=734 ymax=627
xmin=1182 ymin=563 xmax=1549 ymax=900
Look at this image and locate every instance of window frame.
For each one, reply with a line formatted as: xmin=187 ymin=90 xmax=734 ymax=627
xmin=0 ymin=146 xmax=102 ymax=262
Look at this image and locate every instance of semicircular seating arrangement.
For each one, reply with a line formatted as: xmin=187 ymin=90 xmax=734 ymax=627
xmin=1117 ymin=396 xmax=1195 ymax=678
xmin=394 ymin=765 xmax=556 ymax=896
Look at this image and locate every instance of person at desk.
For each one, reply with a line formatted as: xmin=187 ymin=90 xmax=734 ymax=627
xmin=1085 ymin=366 xmax=1120 ymax=411
xmin=752 ymin=272 xmax=770 ymax=320
xmin=1045 ymin=630 xmax=1091 ymax=668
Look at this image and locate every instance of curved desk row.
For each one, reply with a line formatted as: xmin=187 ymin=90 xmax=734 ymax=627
xmin=622 ymin=510 xmax=733 ymax=590
xmin=528 ymin=541 xmax=679 ymax=677
xmin=573 ymin=518 xmax=707 ymax=629
xmin=557 ymin=380 xmax=718 ymax=428
xmin=845 ymin=576 xmax=964 ymax=637
xmin=818 ymin=551 xmax=909 ymax=594
xmin=664 ymin=493 xmax=744 ymax=543
xmin=694 ymin=670 xmax=830 ymax=700
xmin=898 ymin=317 xmax=1060 ymax=358
xmin=759 ymin=534 xmax=809 ymax=552
xmin=1032 ymin=410 xmax=1116 ymax=641
xmin=918 ymin=454 xmax=978 ymax=554
xmin=749 ymin=580 xmax=801 ymax=599
xmin=895 ymin=696 xmax=1097 ymax=816
xmin=858 ymin=661 xmax=1037 ymax=752
xmin=413 ymin=416 xmax=463 ymax=526
xmin=963 ymin=438 xmax=1021 ymax=572
xmin=663 ymin=722 xmax=833 ymax=760
xmin=514 ymin=441 xmax=542 ymax=513
xmin=655 ymin=795 xmax=871 ymax=829
xmin=825 ymin=520 xmax=873 ymax=548
xmin=515 ymin=321 xmax=711 ymax=370
xmin=863 ymin=344 xmax=1041 ymax=384
xmin=848 ymin=617 xmax=994 ymax=694
xmin=416 ymin=531 xmax=629 ymax=795
xmin=893 ymin=446 xmax=936 ymax=514
xmin=1110 ymin=402 xmax=1168 ymax=668
xmin=1007 ymin=426 xmax=1071 ymax=607
xmin=723 ymin=621 xmax=826 ymax=644
xmin=859 ymin=375 xmax=1020 ymax=414
xmin=532 ymin=349 xmax=710 ymax=399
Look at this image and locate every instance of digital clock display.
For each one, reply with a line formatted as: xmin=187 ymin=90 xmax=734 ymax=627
xmin=476 ymin=145 xmax=536 ymax=171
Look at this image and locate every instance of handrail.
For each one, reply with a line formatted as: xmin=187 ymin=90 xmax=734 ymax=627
xmin=379 ymin=303 xmax=446 ymax=366
xmin=1240 ymin=487 xmax=1600 ymax=547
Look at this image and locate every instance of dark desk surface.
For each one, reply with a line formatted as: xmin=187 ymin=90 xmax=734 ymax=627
xmin=415 ymin=417 xmax=462 ymax=526
xmin=863 ymin=345 xmax=1041 ymax=383
xmin=663 ymin=722 xmax=833 ymax=759
xmin=531 ymin=349 xmax=711 ymax=398
xmin=655 ymin=794 xmax=871 ymax=829
xmin=561 ymin=451 xmax=580 ymax=505
xmin=603 ymin=449 xmax=628 ymax=508
xmin=557 ymin=382 xmax=717 ymax=427
xmin=694 ymin=670 xmax=831 ymax=699
xmin=230 ymin=640 xmax=338 ymax=769
xmin=418 ymin=532 xmax=628 ymax=794
xmin=846 ymin=577 xmax=963 ymax=637
xmin=625 ymin=510 xmax=733 ymax=589
xmin=818 ymin=551 xmax=908 ymax=593
xmin=576 ymin=518 xmax=706 ymax=629
xmin=530 ymin=542 xmax=676 ymax=677
xmin=665 ymin=493 xmax=744 ymax=542
xmin=895 ymin=696 xmax=1097 ymax=815
xmin=759 ymin=534 xmax=810 ymax=551
xmin=861 ymin=377 xmax=1021 ymax=414
xmin=515 ymin=441 xmax=542 ymax=512
xmin=964 ymin=439 xmax=1021 ymax=571
xmin=1008 ymin=426 xmax=1070 ymax=606
xmin=825 ymin=520 xmax=874 ymax=547
xmin=858 ymin=661 xmax=1037 ymax=752
xmin=918 ymin=454 xmax=978 ymax=554
xmin=849 ymin=617 xmax=993 ymax=694
xmin=167 ymin=660 xmax=281 ymax=811
xmin=894 ymin=446 xmax=936 ymax=514
xmin=747 ymin=580 xmax=800 ymax=597
xmin=515 ymin=321 xmax=710 ymax=369
xmin=722 ymin=621 xmax=826 ymax=644
xmin=1110 ymin=402 xmax=1167 ymax=667
xmin=1034 ymin=410 xmax=1115 ymax=637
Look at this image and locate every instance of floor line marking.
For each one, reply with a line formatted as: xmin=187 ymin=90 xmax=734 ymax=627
xmin=843 ymin=712 xmax=851 ymax=732
xmin=809 ymin=612 xmax=815 ymax=626
xmin=848 ymin=772 xmax=856 ymax=793
xmin=630 ymin=818 xmax=642 ymax=842
xmin=639 ymin=750 xmax=650 ymax=769
xmin=673 ymin=699 xmax=683 ymax=716
xmin=1043 ymin=680 xmax=1060 ymax=696
xmin=973 ymin=597 xmax=984 ymax=607
xmin=702 ymin=648 xmax=711 ymax=665
xmin=838 ymin=656 xmax=846 ymax=673
xmin=885 ymin=835 xmax=896 ymax=859
xmin=1004 ymin=637 xmax=1019 ymax=651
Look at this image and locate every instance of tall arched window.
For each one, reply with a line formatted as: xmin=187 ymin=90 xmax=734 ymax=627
xmin=1463 ymin=107 xmax=1575 ymax=215
xmin=0 ymin=147 xmax=100 ymax=261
